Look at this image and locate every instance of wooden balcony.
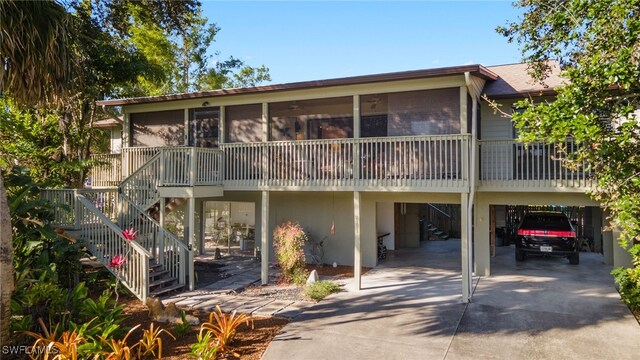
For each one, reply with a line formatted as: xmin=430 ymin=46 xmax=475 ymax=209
xmin=478 ymin=139 xmax=593 ymax=192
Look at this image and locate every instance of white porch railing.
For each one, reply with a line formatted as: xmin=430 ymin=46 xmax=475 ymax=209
xmin=76 ymin=195 xmax=151 ymax=301
xmin=479 ymin=139 xmax=593 ymax=190
xmin=122 ymin=147 xmax=163 ymax=178
xmin=90 ymin=154 xmax=122 ymax=188
xmin=41 ymin=188 xmax=119 ymax=227
xmin=221 ymin=134 xmax=469 ymax=190
xmin=113 ymin=147 xmax=225 ymax=187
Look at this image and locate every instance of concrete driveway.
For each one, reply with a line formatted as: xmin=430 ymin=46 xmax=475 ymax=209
xmin=262 ymin=240 xmax=640 ymax=360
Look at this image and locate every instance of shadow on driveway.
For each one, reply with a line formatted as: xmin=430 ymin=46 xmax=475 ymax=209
xmin=263 ymin=240 xmax=640 ymax=360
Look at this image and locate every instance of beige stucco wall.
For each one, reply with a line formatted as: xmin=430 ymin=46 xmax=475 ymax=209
xmin=195 ymin=190 xmax=463 ymax=268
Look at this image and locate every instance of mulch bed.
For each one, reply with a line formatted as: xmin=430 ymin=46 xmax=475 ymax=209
xmin=236 ymin=264 xmax=371 ymax=302
xmin=117 ymin=263 xmax=367 ymax=358
xmin=120 ymin=297 xmax=289 ymax=360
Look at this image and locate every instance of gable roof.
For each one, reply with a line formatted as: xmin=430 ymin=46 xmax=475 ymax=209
xmin=483 ymin=61 xmax=565 ymax=99
xmin=96 ymin=64 xmax=497 ymax=107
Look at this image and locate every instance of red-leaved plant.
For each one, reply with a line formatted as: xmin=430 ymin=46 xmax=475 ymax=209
xmin=272 ymin=220 xmax=308 ymax=284
xmin=108 ymin=227 xmax=138 ymax=304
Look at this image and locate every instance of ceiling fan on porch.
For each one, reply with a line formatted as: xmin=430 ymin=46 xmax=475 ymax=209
xmin=288 ymin=102 xmax=304 ymax=112
xmin=364 ymin=96 xmax=382 ymax=110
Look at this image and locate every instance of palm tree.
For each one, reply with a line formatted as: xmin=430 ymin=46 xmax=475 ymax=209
xmin=0 ymin=0 xmax=73 ymax=346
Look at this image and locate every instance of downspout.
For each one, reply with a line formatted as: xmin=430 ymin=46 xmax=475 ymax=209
xmin=464 ymin=72 xmax=478 ymax=301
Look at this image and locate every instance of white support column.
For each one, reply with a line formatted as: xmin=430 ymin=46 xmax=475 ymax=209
xmin=353 ymin=95 xmax=361 ymax=180
xmin=261 ymin=191 xmax=269 ymax=285
xmin=474 ymin=199 xmax=490 ymax=276
xmin=261 ymin=103 xmax=269 ymax=186
xmin=262 ymin=103 xmax=269 ymax=142
xmin=354 ymin=191 xmax=362 ymax=290
xmin=461 ymin=193 xmax=471 ymax=302
xmin=602 ymin=209 xmax=613 ymax=265
xmin=189 ymin=147 xmax=197 ymax=186
xmin=158 ymin=198 xmax=165 ymax=266
xmin=123 ymin=113 xmax=130 ymax=148
xmin=460 ymin=86 xmax=468 ymax=134
xmin=184 ymin=109 xmax=190 ymax=146
xmin=219 ymin=105 xmax=226 ymax=145
xmin=187 ymin=197 xmax=195 ymax=291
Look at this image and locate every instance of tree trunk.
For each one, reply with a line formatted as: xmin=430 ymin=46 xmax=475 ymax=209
xmin=0 ymin=174 xmax=14 ymax=347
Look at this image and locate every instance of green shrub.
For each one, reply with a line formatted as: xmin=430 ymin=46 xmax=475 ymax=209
xmin=273 ymin=220 xmax=308 ymax=283
xmin=304 ymin=280 xmax=341 ymax=301
xmin=174 ymin=311 xmax=192 ymax=338
xmin=290 ymin=267 xmax=308 ymax=286
xmin=612 ymin=243 xmax=640 ymax=312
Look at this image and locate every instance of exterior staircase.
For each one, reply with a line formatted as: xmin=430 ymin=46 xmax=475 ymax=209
xmin=427 ymin=223 xmax=450 ymax=240
xmin=42 ymin=149 xmax=204 ymax=301
xmin=149 ymin=259 xmax=184 ymax=297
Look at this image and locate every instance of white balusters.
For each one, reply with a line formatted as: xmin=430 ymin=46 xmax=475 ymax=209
xmin=478 ymin=139 xmax=593 ymax=190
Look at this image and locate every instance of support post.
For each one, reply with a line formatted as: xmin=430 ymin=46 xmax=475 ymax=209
xmin=474 ymin=199 xmax=490 ymax=276
xmin=190 ymin=147 xmax=197 ymax=186
xmin=261 ymin=191 xmax=269 ymax=285
xmin=158 ymin=198 xmax=165 ymax=266
xmin=354 ymin=191 xmax=362 ymax=290
xmin=353 ymin=95 xmax=361 ymax=181
xmin=461 ymin=193 xmax=470 ymax=302
xmin=187 ymin=197 xmax=195 ymax=291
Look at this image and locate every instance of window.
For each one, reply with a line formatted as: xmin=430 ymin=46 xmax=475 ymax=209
xmin=225 ymin=104 xmax=262 ymax=143
xmin=189 ymin=107 xmax=219 ymax=147
xmin=130 ymin=110 xmax=184 ymax=147
xmin=269 ymin=97 xmax=353 ymax=141
xmin=360 ymin=88 xmax=460 ymax=137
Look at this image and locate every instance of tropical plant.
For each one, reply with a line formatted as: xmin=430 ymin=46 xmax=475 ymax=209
xmin=23 ymin=318 xmax=86 ymax=360
xmin=173 ymin=311 xmax=192 ymax=338
xmin=273 ymin=220 xmax=309 ymax=283
xmin=198 ymin=305 xmax=252 ymax=356
xmin=190 ymin=330 xmax=219 ymax=360
xmin=135 ymin=323 xmax=175 ymax=360
xmin=304 ymin=280 xmax=341 ymax=302
xmin=96 ymin=324 xmax=140 ymax=360
xmin=80 ymin=289 xmax=124 ymax=328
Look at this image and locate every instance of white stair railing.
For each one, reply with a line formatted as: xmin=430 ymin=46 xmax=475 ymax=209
xmin=119 ymin=194 xmax=188 ymax=286
xmin=42 ymin=188 xmax=119 ymax=227
xmin=76 ymin=195 xmax=151 ymax=301
xmin=120 ymin=153 xmax=161 ymax=211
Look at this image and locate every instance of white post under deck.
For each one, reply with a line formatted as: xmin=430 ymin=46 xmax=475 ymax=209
xmin=353 ymin=191 xmax=362 ymax=290
xmin=460 ymin=193 xmax=470 ymax=302
xmin=187 ymin=197 xmax=195 ymax=291
xmin=158 ymin=198 xmax=166 ymax=266
xmin=261 ymin=190 xmax=269 ymax=285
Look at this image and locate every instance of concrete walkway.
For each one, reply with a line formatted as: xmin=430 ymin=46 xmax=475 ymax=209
xmin=262 ymin=240 xmax=640 ymax=360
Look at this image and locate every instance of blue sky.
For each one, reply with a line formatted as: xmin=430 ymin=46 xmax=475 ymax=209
xmin=202 ymin=1 xmax=523 ymax=84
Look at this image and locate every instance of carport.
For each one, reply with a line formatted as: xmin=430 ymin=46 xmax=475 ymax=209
xmin=472 ymin=192 xmax=619 ymax=278
xmin=263 ymin=228 xmax=640 ymax=360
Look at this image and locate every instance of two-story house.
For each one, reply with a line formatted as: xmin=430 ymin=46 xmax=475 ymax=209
xmin=44 ymin=62 xmax=627 ymax=303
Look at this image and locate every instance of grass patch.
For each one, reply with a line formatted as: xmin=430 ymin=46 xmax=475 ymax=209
xmin=304 ymin=280 xmax=341 ymax=301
